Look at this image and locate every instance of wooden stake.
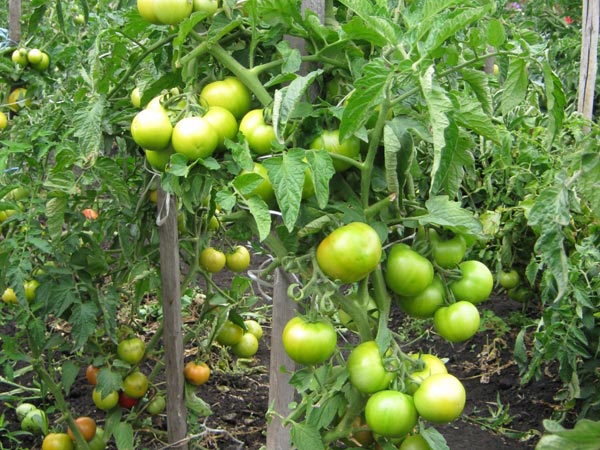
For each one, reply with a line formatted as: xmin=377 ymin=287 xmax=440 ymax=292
xmin=578 ymin=0 xmax=599 ymax=131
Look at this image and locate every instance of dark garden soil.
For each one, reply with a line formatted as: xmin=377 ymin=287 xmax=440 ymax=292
xmin=0 ymin=265 xmax=571 ymax=450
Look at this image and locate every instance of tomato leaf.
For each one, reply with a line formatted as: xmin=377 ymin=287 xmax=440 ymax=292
xmin=486 ymin=18 xmax=506 ymax=48
xmin=537 ymin=419 xmax=600 ymax=450
xmin=263 ymin=149 xmax=305 ymax=232
xmin=70 ymin=301 xmax=100 ymax=349
xmin=245 ymin=196 xmax=272 ymax=242
xmin=421 ymin=426 xmax=450 ymax=450
xmin=499 ymin=58 xmax=529 ymax=115
xmin=415 ymin=195 xmax=483 ymax=238
xmin=460 ymin=67 xmax=493 ymax=116
xmin=113 ymin=421 xmax=135 ymax=450
xmin=61 ymin=360 xmax=79 ymax=396
xmin=185 ymin=382 xmax=213 ymax=416
xmin=290 ymin=422 xmax=325 ymax=450
xmin=305 ymin=149 xmax=335 ymax=209
xmin=338 ymin=0 xmax=400 ymax=47
xmin=453 ymin=92 xmax=500 ymax=143
xmin=542 ymin=60 xmax=566 ymax=148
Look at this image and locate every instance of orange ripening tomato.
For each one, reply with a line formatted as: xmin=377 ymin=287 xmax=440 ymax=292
xmin=82 ymin=209 xmax=99 ymax=220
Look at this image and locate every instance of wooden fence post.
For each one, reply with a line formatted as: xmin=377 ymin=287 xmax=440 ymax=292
xmin=577 ymin=0 xmax=599 ymax=131
xmin=8 ymin=0 xmax=21 ymax=44
xmin=265 ymin=2 xmax=325 ymax=449
xmin=157 ymin=188 xmax=188 ymax=450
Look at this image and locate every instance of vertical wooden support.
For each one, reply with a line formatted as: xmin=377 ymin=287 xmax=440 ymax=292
xmin=577 ymin=0 xmax=599 ymax=130
xmin=157 ymin=188 xmax=188 ymax=450
xmin=265 ymin=2 xmax=325 ymax=449
xmin=8 ymin=0 xmax=21 ymax=44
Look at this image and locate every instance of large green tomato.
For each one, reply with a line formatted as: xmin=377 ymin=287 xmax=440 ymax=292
xmin=117 ymin=337 xmax=146 ymax=365
xmin=405 ymin=353 xmax=447 ymax=394
xmin=153 ymin=0 xmax=193 ymax=24
xmin=413 ymin=373 xmax=466 ymax=424
xmin=498 ymin=268 xmax=520 ymax=289
xmin=433 ymin=301 xmax=480 ymax=343
xmin=239 ymin=109 xmax=276 ymax=155
xmin=385 ymin=244 xmax=434 ymax=297
xmin=145 ymin=148 xmax=173 ymax=171
xmin=309 ymin=130 xmax=360 ymax=172
xmin=316 ymin=222 xmax=382 ymax=284
xmin=200 ymin=77 xmax=252 ymax=119
xmin=216 ymin=320 xmax=244 ymax=346
xmin=137 ymin=0 xmax=161 ymax=23
xmin=364 ymin=390 xmax=418 ymax=438
xmin=282 ymin=316 xmax=337 ymax=366
xmin=172 ymin=116 xmax=219 ymax=160
xmin=92 ymin=388 xmax=119 ymax=411
xmin=231 ymin=332 xmax=259 ymax=358
xmin=429 ymin=229 xmax=467 ymax=268
xmin=193 ymin=0 xmax=218 ymax=14
xmin=123 ymin=371 xmax=149 ymax=399
xmin=12 ymin=49 xmax=28 ymax=66
xmin=131 ymin=108 xmax=173 ymax=151
xmin=203 ymin=106 xmax=238 ymax=150
xmin=396 ymin=276 xmax=445 ymax=319
xmin=347 ymin=341 xmax=395 ymax=394
xmin=449 ymin=260 xmax=494 ymax=304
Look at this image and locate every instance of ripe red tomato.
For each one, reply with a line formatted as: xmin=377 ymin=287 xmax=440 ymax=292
xmin=200 ymin=77 xmax=252 ymax=119
xmin=172 ymin=116 xmax=219 ymax=161
xmin=239 ymin=109 xmax=276 ymax=155
xmin=68 ymin=416 xmax=97 ymax=442
xmin=310 ymin=130 xmax=361 ymax=172
xmin=232 ymin=332 xmax=259 ymax=358
xmin=42 ymin=433 xmax=74 ymax=450
xmin=282 ymin=316 xmax=337 ymax=365
xmin=429 ymin=229 xmax=467 ymax=268
xmin=82 ymin=208 xmax=99 ymax=220
xmin=364 ymin=390 xmax=418 ymax=438
xmin=396 ymin=276 xmax=445 ymax=319
xmin=316 ymin=222 xmax=382 ymax=284
xmin=225 ymin=246 xmax=251 ymax=272
xmin=449 ymin=260 xmax=494 ymax=304
xmin=119 ymin=391 xmax=139 ymax=409
xmin=92 ymin=388 xmax=119 ymax=411
xmin=184 ymin=361 xmax=211 ymax=386
xmin=131 ymin=108 xmax=173 ymax=151
xmin=413 ymin=373 xmax=466 ymax=424
xmin=433 ymin=301 xmax=480 ymax=343
xmin=216 ymin=320 xmax=244 ymax=346
xmin=385 ymin=244 xmax=434 ymax=297
xmin=199 ymin=247 xmax=226 ymax=273
xmin=85 ymin=364 xmax=100 ymax=385
xmin=117 ymin=337 xmax=146 ymax=365
xmin=123 ymin=371 xmax=149 ymax=399
xmin=347 ymin=341 xmax=395 ymax=394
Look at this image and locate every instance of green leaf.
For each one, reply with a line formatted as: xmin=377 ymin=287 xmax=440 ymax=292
xmin=113 ymin=421 xmax=135 ymax=450
xmin=263 ymin=150 xmax=305 ymax=231
xmin=70 ymin=302 xmax=100 ymax=349
xmin=61 ymin=361 xmax=80 ymax=396
xmin=167 ymin=154 xmax=191 ymax=177
xmin=185 ymin=383 xmax=213 ymax=416
xmin=73 ymin=96 xmax=105 ymax=160
xmin=499 ymin=58 xmax=529 ymax=115
xmin=421 ymin=426 xmax=450 ymax=450
xmin=45 ymin=196 xmax=68 ymax=241
xmin=245 ymin=196 xmax=271 ymax=242
xmin=383 ymin=120 xmax=415 ymax=197
xmin=537 ymin=419 xmax=600 ymax=450
xmin=416 ymin=195 xmax=483 ymax=237
xmin=305 ymin=150 xmax=335 ymax=209
xmin=338 ymin=0 xmax=400 ymax=46
xmin=461 ymin=68 xmax=493 ymax=116
xmin=578 ymin=149 xmax=600 ymax=219
xmin=453 ymin=93 xmax=500 ymax=143
xmin=273 ymin=70 xmax=322 ymax=141
xmin=486 ymin=18 xmax=506 ymax=47
xmin=542 ymin=60 xmax=566 ymax=148
xmin=290 ymin=422 xmax=325 ymax=450
xmin=340 ymin=58 xmax=392 ymax=141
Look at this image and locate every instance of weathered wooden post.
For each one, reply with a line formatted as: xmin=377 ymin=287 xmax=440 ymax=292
xmin=265 ymin=1 xmax=324 ymax=449
xmin=8 ymin=0 xmax=21 ymax=44
xmin=157 ymin=188 xmax=188 ymax=450
xmin=577 ymin=0 xmax=599 ymax=131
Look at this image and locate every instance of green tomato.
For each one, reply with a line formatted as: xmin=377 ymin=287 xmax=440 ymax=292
xmin=32 ymin=52 xmax=50 ymax=71
xmin=86 ymin=427 xmax=107 ymax=450
xmin=199 ymin=247 xmax=226 ymax=273
xmin=396 ymin=276 xmax=445 ymax=319
xmin=347 ymin=341 xmax=395 ymax=394
xmin=42 ymin=433 xmax=74 ymax=450
xmin=92 ymin=388 xmax=119 ymax=411
xmin=172 ymin=116 xmax=219 ymax=161
xmin=145 ymin=148 xmax=173 ymax=172
xmin=316 ymin=222 xmax=382 ymax=284
xmin=310 ymin=130 xmax=360 ymax=172
xmin=239 ymin=109 xmax=276 ymax=155
xmin=225 ymin=245 xmax=251 ymax=272
xmin=413 ymin=373 xmax=466 ymax=424
xmin=429 ymin=229 xmax=467 ymax=268
xmin=147 ymin=395 xmax=166 ymax=415
xmin=0 ymin=111 xmax=7 ymax=130
xmin=24 ymin=279 xmax=40 ymax=303
xmin=282 ymin=316 xmax=337 ymax=366
xmin=131 ymin=87 xmax=142 ymax=108
xmin=137 ymin=0 xmax=161 ymax=24
xmin=399 ymin=434 xmax=431 ymax=450
xmin=364 ymin=390 xmax=418 ymax=438
xmin=203 ymin=106 xmax=238 ymax=150
xmin=449 ymin=260 xmax=494 ymax=304
xmin=21 ymin=408 xmax=48 ymax=435
xmin=232 ymin=332 xmax=259 ymax=358
xmin=498 ymin=269 xmax=520 ymax=289
xmin=240 ymin=162 xmax=275 ymax=203
xmin=16 ymin=403 xmax=38 ymax=421
xmin=200 ymin=77 xmax=251 ymax=119
xmin=193 ymin=0 xmax=218 ymax=15
xmin=507 ymin=286 xmax=531 ymax=303
xmin=12 ymin=49 xmax=28 ymax=66
xmin=123 ymin=371 xmax=149 ymax=399
xmin=385 ymin=244 xmax=434 ymax=297
xmin=405 ymin=353 xmax=447 ymax=394
xmin=27 ymin=48 xmax=43 ymax=65
xmin=216 ymin=320 xmax=244 ymax=346
xmin=131 ymin=108 xmax=173 ymax=151
xmin=244 ymin=319 xmax=263 ymax=340
xmin=153 ymin=0 xmax=193 ymax=24
xmin=117 ymin=337 xmax=146 ymax=365
xmin=433 ymin=301 xmax=480 ymax=343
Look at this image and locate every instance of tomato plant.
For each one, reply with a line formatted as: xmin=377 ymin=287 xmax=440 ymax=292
xmin=449 ymin=260 xmax=494 ymax=304
xmin=225 ymin=246 xmax=251 ymax=272
xmin=68 ymin=416 xmax=97 ymax=442
xmin=347 ymin=341 xmax=395 ymax=394
xmin=282 ymin=316 xmax=337 ymax=366
xmin=413 ymin=373 xmax=466 ymax=424
xmin=396 ymin=276 xmax=445 ymax=319
xmin=184 ymin=361 xmax=211 ymax=386
xmin=433 ymin=301 xmax=481 ymax=343
xmin=42 ymin=433 xmax=74 ymax=450
xmin=316 ymin=222 xmax=382 ymax=284
xmin=364 ymin=390 xmax=418 ymax=438
xmin=117 ymin=337 xmax=146 ymax=365
xmin=123 ymin=371 xmax=149 ymax=399
xmin=385 ymin=244 xmax=434 ymax=297
xmin=200 ymin=77 xmax=252 ymax=119
xmin=429 ymin=229 xmax=467 ymax=269
xmin=199 ymin=247 xmax=227 ymax=273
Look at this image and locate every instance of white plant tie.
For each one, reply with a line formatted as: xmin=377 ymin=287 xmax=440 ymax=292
xmin=156 ymin=190 xmax=171 ymax=227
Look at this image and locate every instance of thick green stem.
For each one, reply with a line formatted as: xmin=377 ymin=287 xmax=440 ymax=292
xmin=371 ymin=266 xmax=391 ymax=340
xmin=208 ymin=43 xmax=273 ymax=107
xmin=332 ymin=292 xmax=372 ymax=342
xmin=365 ymin=194 xmax=396 ymax=220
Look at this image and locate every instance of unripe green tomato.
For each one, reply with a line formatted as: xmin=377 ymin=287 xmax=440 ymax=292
xmin=16 ymin=403 xmax=38 ymax=421
xmin=498 ymin=269 xmax=520 ymax=290
xmin=244 ymin=319 xmax=263 ymax=340
xmin=145 ymin=148 xmax=173 ymax=172
xmin=413 ymin=373 xmax=466 ymax=424
xmin=232 ymin=332 xmax=259 ymax=358
xmin=0 ymin=111 xmax=7 ymax=130
xmin=199 ymin=247 xmax=226 ymax=273
xmin=24 ymin=279 xmax=40 ymax=303
xmin=385 ymin=244 xmax=434 ymax=297
xmin=172 ymin=116 xmax=219 ymax=161
xmin=32 ymin=52 xmax=50 ymax=71
xmin=92 ymin=388 xmax=119 ymax=411
xmin=27 ymin=48 xmax=43 ymax=65
xmin=193 ymin=0 xmax=219 ymax=15
xmin=21 ymin=408 xmax=48 ymax=435
xmin=147 ymin=395 xmax=166 ymax=415
xmin=399 ymin=434 xmax=431 ymax=450
xmin=131 ymin=87 xmax=142 ymax=108
xmin=240 ymin=162 xmax=275 ymax=203
xmin=12 ymin=49 xmax=28 ymax=66
xmin=396 ymin=276 xmax=445 ymax=319
xmin=364 ymin=390 xmax=418 ymax=438
xmin=131 ymin=108 xmax=173 ymax=151
xmin=203 ymin=106 xmax=238 ymax=150
xmin=449 ymin=260 xmax=494 ymax=304
xmin=217 ymin=320 xmax=244 ymax=346
xmin=42 ymin=433 xmax=74 ymax=450
xmin=282 ymin=316 xmax=337 ymax=366
xmin=310 ymin=130 xmax=361 ymax=172
xmin=239 ymin=109 xmax=276 ymax=155
xmin=154 ymin=0 xmax=193 ymax=24
xmin=200 ymin=77 xmax=251 ymax=119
